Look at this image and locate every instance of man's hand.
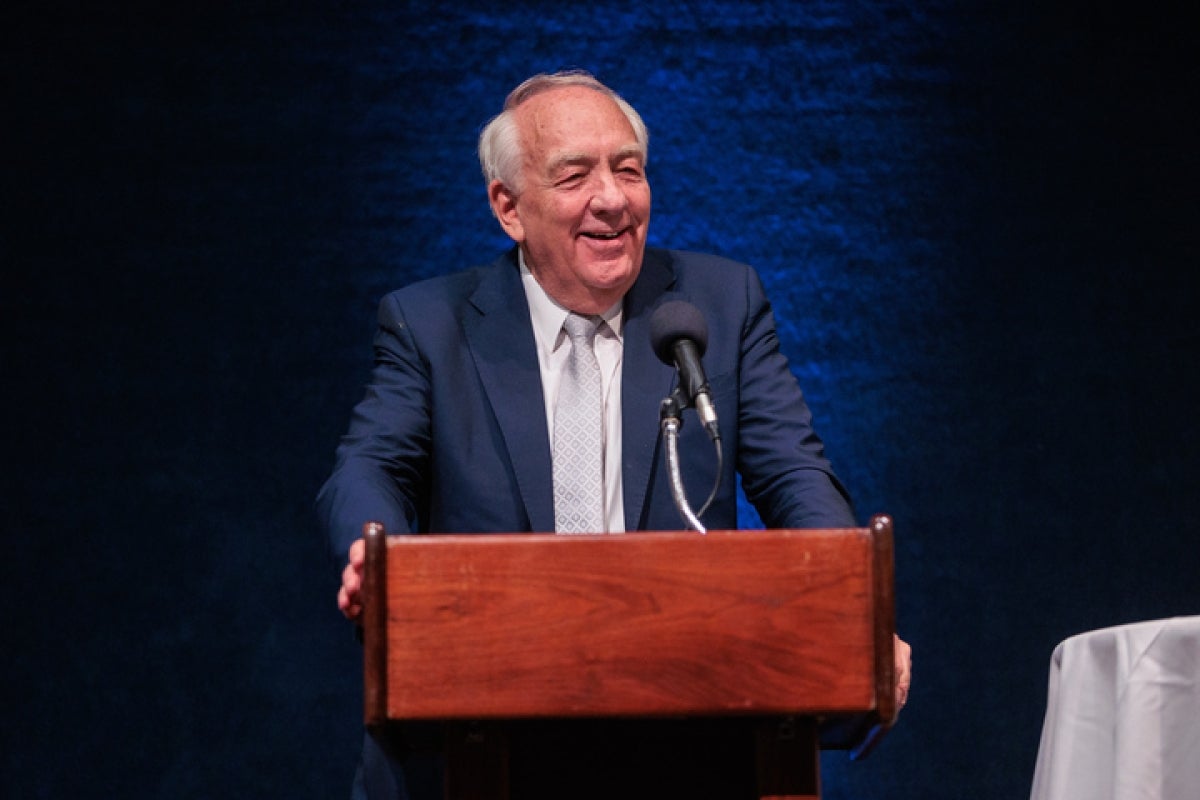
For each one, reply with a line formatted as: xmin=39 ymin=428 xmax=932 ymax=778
xmin=894 ymin=634 xmax=912 ymax=712
xmin=337 ymin=538 xmax=366 ymax=622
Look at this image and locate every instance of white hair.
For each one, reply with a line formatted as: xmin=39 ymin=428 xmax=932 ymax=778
xmin=477 ymin=70 xmax=649 ymax=193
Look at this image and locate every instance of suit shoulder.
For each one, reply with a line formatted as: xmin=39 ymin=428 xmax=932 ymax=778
xmin=648 ymin=248 xmax=762 ymax=296
xmin=651 ymin=247 xmax=756 ymax=278
xmin=381 ymin=262 xmax=489 ymax=305
xmin=378 ymin=250 xmax=518 ymax=309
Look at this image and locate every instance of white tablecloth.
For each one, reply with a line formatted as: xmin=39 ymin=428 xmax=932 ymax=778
xmin=1030 ymin=616 xmax=1200 ymax=800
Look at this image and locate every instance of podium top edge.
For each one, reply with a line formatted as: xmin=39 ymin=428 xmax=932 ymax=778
xmin=378 ymin=527 xmax=878 ymax=545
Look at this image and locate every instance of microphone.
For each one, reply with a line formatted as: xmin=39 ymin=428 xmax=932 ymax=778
xmin=649 ymin=300 xmax=720 ymax=440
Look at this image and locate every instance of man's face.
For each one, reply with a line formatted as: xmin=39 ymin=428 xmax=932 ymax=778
xmin=490 ymin=86 xmax=651 ymax=314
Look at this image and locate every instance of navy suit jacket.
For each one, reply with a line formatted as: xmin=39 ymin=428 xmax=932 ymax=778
xmin=317 ymin=246 xmax=853 ymax=557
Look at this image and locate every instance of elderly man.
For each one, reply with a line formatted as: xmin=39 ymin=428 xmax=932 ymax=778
xmin=319 ymin=70 xmax=911 ymax=800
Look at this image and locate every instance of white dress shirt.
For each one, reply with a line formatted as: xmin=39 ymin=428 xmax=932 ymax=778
xmin=520 ymin=253 xmax=626 ymax=532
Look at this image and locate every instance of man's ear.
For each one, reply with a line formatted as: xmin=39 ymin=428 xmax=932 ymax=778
xmin=488 ymin=180 xmax=524 ymax=242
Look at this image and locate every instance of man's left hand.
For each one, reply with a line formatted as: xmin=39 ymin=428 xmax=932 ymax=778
xmin=894 ymin=634 xmax=912 ymax=712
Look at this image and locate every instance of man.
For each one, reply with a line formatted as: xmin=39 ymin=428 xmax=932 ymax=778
xmin=319 ymin=70 xmax=911 ymax=799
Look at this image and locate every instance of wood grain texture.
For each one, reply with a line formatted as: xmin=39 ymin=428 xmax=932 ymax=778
xmin=372 ymin=529 xmax=881 ymax=721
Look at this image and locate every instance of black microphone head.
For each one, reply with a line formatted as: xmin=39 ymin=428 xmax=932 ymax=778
xmin=649 ymin=300 xmax=709 ymax=365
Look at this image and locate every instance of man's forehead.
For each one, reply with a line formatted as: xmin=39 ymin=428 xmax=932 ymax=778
xmin=518 ymin=87 xmax=632 ymax=136
xmin=545 ymin=144 xmax=644 ymax=171
xmin=517 ymin=90 xmax=639 ymax=163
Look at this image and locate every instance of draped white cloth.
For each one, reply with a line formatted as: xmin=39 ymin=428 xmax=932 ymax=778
xmin=1030 ymin=616 xmax=1200 ymax=800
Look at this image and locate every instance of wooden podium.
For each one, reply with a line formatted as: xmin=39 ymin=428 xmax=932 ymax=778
xmin=361 ymin=515 xmax=897 ymax=800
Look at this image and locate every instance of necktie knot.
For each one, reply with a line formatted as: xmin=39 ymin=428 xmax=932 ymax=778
xmin=563 ymin=313 xmax=601 ymax=345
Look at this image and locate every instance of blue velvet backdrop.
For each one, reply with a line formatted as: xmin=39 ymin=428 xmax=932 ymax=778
xmin=7 ymin=2 xmax=1196 ymax=798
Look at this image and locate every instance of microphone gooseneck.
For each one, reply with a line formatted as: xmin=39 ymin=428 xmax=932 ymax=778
xmin=650 ymin=301 xmax=724 ymax=532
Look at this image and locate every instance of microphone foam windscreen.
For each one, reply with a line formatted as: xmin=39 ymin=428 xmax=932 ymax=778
xmin=649 ymin=300 xmax=709 ymax=364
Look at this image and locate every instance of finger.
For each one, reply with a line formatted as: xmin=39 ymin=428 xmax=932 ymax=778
xmin=337 ymin=586 xmax=363 ymax=621
xmin=893 ymin=635 xmax=913 ymax=680
xmin=342 ymin=561 xmax=362 ymax=594
xmin=339 ymin=561 xmax=363 ymax=614
xmin=348 ymin=538 xmax=366 ymax=567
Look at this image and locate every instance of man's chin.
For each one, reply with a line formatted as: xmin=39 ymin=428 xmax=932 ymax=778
xmin=583 ymin=257 xmax=640 ymax=288
xmin=579 ymin=241 xmax=643 ymax=272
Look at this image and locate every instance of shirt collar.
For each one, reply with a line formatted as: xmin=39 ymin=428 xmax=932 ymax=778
xmin=519 ymin=249 xmax=624 ymax=358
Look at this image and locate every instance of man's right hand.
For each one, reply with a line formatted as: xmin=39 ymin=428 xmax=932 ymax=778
xmin=337 ymin=537 xmax=366 ymax=622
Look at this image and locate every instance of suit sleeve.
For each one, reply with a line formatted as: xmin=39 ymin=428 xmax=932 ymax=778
xmin=734 ymin=267 xmax=857 ymax=528
xmin=315 ymin=292 xmax=432 ymax=559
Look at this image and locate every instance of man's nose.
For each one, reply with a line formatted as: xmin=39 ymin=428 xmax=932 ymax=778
xmin=589 ymin=170 xmax=628 ymax=213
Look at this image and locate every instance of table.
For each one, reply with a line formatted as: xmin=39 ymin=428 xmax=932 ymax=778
xmin=1030 ymin=616 xmax=1200 ymax=800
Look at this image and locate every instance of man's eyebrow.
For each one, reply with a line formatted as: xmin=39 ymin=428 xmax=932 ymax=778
xmin=612 ymin=145 xmax=645 ymax=162
xmin=547 ymin=152 xmax=593 ymax=173
xmin=547 ymin=146 xmax=645 ymax=173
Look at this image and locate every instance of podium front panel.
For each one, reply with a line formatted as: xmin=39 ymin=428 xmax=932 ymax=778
xmin=368 ymin=529 xmax=882 ymax=722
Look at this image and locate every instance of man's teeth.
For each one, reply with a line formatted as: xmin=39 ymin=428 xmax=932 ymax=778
xmin=585 ymin=231 xmax=620 ymax=239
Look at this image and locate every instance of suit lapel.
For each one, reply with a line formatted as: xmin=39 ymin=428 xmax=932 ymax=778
xmin=621 ymin=249 xmax=681 ymax=530
xmin=463 ymin=250 xmax=555 ymax=533
xmin=463 ymin=248 xmax=683 ymax=533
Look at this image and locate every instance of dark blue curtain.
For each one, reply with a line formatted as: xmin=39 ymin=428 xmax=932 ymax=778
xmin=7 ymin=2 xmax=1196 ymax=797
